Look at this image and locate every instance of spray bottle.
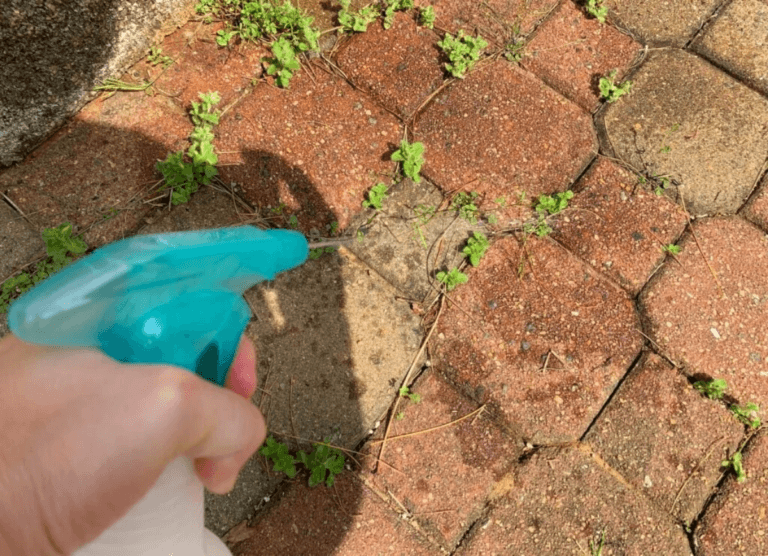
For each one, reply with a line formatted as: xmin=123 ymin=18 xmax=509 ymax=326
xmin=7 ymin=225 xmax=313 ymax=556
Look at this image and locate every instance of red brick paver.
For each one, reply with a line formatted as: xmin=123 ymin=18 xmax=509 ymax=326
xmin=361 ymin=371 xmax=517 ymax=550
xmin=742 ymin=173 xmax=768 ymax=232
xmin=431 ymin=235 xmax=643 ymax=444
xmin=584 ymin=352 xmax=744 ymax=524
xmin=415 ymin=59 xmax=596 ymax=224
xmin=522 ymin=0 xmax=642 ymax=112
xmin=553 ymin=157 xmax=688 ymax=295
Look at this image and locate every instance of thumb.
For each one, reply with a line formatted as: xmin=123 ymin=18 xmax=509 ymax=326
xmin=173 ymin=375 xmax=266 ymax=493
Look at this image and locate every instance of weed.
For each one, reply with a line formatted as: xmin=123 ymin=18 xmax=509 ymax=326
xmin=195 ymin=0 xmax=217 ymax=14
xmin=589 ymin=529 xmax=606 ymax=556
xmin=1 ymin=223 xmax=88 ymax=313
xmin=287 ymin=214 xmax=299 ymax=229
xmin=585 ymin=0 xmax=608 ymax=23
xmin=463 ymin=232 xmax=490 ymax=267
xmin=722 ymin=450 xmax=746 ymax=482
xmin=399 ymin=385 xmax=421 ymax=403
xmin=357 ymin=230 xmax=366 ymax=242
xmin=436 ymin=267 xmax=468 ymax=291
xmin=523 ymin=218 xmax=552 ymax=238
xmin=693 ymin=378 xmax=727 ymax=400
xmin=503 ymin=26 xmax=525 ymax=63
xmin=535 ymin=190 xmax=573 ymax=215
xmin=654 ymin=175 xmax=671 ymax=196
xmin=94 ymin=78 xmax=152 ymax=93
xmin=309 ymin=246 xmax=336 ymax=259
xmin=328 ymin=221 xmax=340 ymax=235
xmin=337 ymin=0 xmax=378 ymax=32
xmin=217 ymin=29 xmax=238 ymax=46
xmin=260 ymin=435 xmax=345 ymax=487
xmin=391 ymin=139 xmax=425 ymax=183
xmin=415 ymin=204 xmax=436 ymax=224
xmin=662 ymin=243 xmax=681 ymax=255
xmin=452 ymin=191 xmax=480 ymax=224
xmin=147 ymin=46 xmax=173 ymax=68
xmin=383 ymin=0 xmax=414 ymax=29
xmin=599 ymin=70 xmax=632 ymax=103
xmin=419 ymin=6 xmax=435 ymax=29
xmin=264 ymin=36 xmax=301 ymax=88
xmin=395 ymin=411 xmax=406 ymax=420
xmin=363 ymin=183 xmax=389 ymax=210
xmin=495 ymin=196 xmax=507 ymax=207
xmin=730 ymin=403 xmax=761 ymax=429
xmin=437 ymin=30 xmax=488 ymax=78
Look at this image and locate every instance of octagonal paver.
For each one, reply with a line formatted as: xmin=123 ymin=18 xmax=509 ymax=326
xmin=584 ymin=352 xmax=744 ymax=524
xmin=216 ymin=64 xmax=403 ymax=232
xmin=361 ymin=371 xmax=518 ymax=550
xmin=431 ymin=235 xmax=643 ymax=444
xmin=336 ymin=12 xmax=444 ymax=120
xmin=604 ymin=49 xmax=768 ymax=216
xmin=522 ymin=0 xmax=642 ymax=112
xmin=416 ymin=59 xmax=596 ymax=225
xmin=696 ymin=430 xmax=768 ymax=555
xmin=455 ymin=444 xmax=692 ymax=555
xmin=742 ymin=173 xmax=768 ymax=232
xmin=605 ymin=0 xmax=722 ymax=47
xmin=230 ymin=474 xmax=441 ymax=556
xmin=693 ymin=0 xmax=768 ymax=96
xmin=639 ymin=217 xmax=768 ymax=410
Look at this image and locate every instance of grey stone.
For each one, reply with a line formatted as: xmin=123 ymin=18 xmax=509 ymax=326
xmin=0 ymin=0 xmax=196 ymax=166
xmin=603 ymin=49 xmax=768 ymax=216
xmin=693 ymin=0 xmax=768 ymax=96
xmin=347 ymin=179 xmax=479 ymax=302
xmin=0 ymin=312 xmax=8 ymax=340
xmin=0 ymin=198 xmax=44 ymax=279
xmin=606 ymin=0 xmax=721 ymax=47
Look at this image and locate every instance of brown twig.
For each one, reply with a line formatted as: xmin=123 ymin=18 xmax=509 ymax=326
xmin=670 ymin=435 xmax=725 ymax=513
xmin=370 ymin=404 xmax=486 ymax=444
xmin=680 ymin=196 xmax=724 ymax=298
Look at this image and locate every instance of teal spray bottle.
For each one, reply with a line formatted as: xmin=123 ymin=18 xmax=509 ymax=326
xmin=8 ymin=225 xmax=310 ymax=556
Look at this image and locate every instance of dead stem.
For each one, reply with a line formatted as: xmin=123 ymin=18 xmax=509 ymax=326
xmin=370 ymin=404 xmax=486 ymax=444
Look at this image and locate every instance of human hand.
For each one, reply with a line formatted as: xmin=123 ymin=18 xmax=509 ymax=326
xmin=0 ymin=333 xmax=265 ymax=556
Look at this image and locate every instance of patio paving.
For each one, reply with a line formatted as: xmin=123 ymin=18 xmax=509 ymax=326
xmin=2 ymin=1 xmax=768 ymax=554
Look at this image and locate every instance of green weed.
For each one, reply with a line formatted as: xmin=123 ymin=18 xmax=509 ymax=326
xmin=462 ymin=232 xmax=490 ymax=267
xmin=662 ymin=243 xmax=681 ymax=255
xmin=599 ymin=70 xmax=632 ymax=103
xmin=731 ymin=403 xmax=761 ymax=429
xmin=722 ymin=450 xmax=746 ymax=482
xmin=309 ymin=246 xmax=336 ymax=259
xmin=264 ymin=36 xmax=301 ymax=88
xmin=399 ymin=385 xmax=421 ymax=404
xmin=337 ymin=0 xmax=378 ymax=32
xmin=653 ymin=175 xmax=671 ymax=196
xmin=589 ymin=529 xmax=606 ymax=556
xmin=437 ymin=30 xmax=488 ymax=78
xmin=436 ymin=267 xmax=468 ymax=291
xmin=585 ymin=0 xmax=608 ymax=23
xmin=94 ymin=78 xmax=152 ymax=93
xmin=147 ymin=46 xmax=173 ymax=68
xmin=693 ymin=378 xmax=727 ymax=400
xmin=383 ymin=0 xmax=414 ymax=29
xmin=419 ymin=6 xmax=435 ymax=29
xmin=391 ymin=139 xmax=425 ymax=183
xmin=363 ymin=183 xmax=389 ymax=210
xmin=259 ymin=435 xmax=345 ymax=487
xmin=451 ymin=191 xmax=480 ymax=224
xmin=523 ymin=190 xmax=573 ymax=238
xmin=1 ymin=223 xmax=88 ymax=313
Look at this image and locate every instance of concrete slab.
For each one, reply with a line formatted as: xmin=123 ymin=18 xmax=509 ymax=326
xmin=215 ymin=66 xmax=403 ymax=232
xmin=431 ymin=235 xmax=643 ymax=444
xmin=229 ymin=474 xmax=442 ymax=556
xmin=584 ymin=352 xmax=744 ymax=524
xmin=415 ymin=59 xmax=597 ymax=226
xmin=603 ymin=49 xmax=768 ymax=216
xmin=742 ymin=173 xmax=768 ymax=232
xmin=0 ymin=0 xmax=196 ymax=166
xmin=696 ymin=430 xmax=768 ymax=555
xmin=360 ymin=371 xmax=518 ymax=550
xmin=605 ymin=0 xmax=721 ymax=47
xmin=346 ymin=178 xmax=478 ymax=302
xmin=455 ymin=444 xmax=692 ymax=555
xmin=522 ymin=0 xmax=642 ymax=112
xmin=336 ymin=12 xmax=444 ymax=119
xmin=693 ymin=0 xmax=768 ymax=96
xmin=639 ymin=217 xmax=768 ymax=410
xmin=553 ymin=157 xmax=688 ymax=295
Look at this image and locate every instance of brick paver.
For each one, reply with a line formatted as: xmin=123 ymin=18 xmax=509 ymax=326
xmin=522 ymin=0 xmax=642 ymax=112
xmin=584 ymin=352 xmax=744 ymax=524
xmin=360 ymin=371 xmax=517 ymax=550
xmin=0 ymin=200 xmax=43 ymax=279
xmin=336 ymin=12 xmax=444 ymax=120
xmin=216 ymin=65 xmax=402 ymax=232
xmin=416 ymin=59 xmax=596 ymax=224
xmin=605 ymin=0 xmax=721 ymax=46
xmin=692 ymin=0 xmax=768 ymax=96
xmin=431 ymin=235 xmax=643 ymax=444
xmin=640 ymin=217 xmax=768 ymax=409
xmin=696 ymin=430 xmax=768 ymax=555
xmin=229 ymin=474 xmax=442 ymax=556
xmin=455 ymin=444 xmax=692 ymax=555
xmin=553 ymin=157 xmax=688 ymax=295
xmin=604 ymin=49 xmax=768 ymax=216
xmin=742 ymin=173 xmax=768 ymax=232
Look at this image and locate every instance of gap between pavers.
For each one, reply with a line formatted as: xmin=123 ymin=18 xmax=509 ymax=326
xmin=454 ymin=443 xmax=693 ymax=555
xmin=0 ymin=199 xmax=45 ymax=280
